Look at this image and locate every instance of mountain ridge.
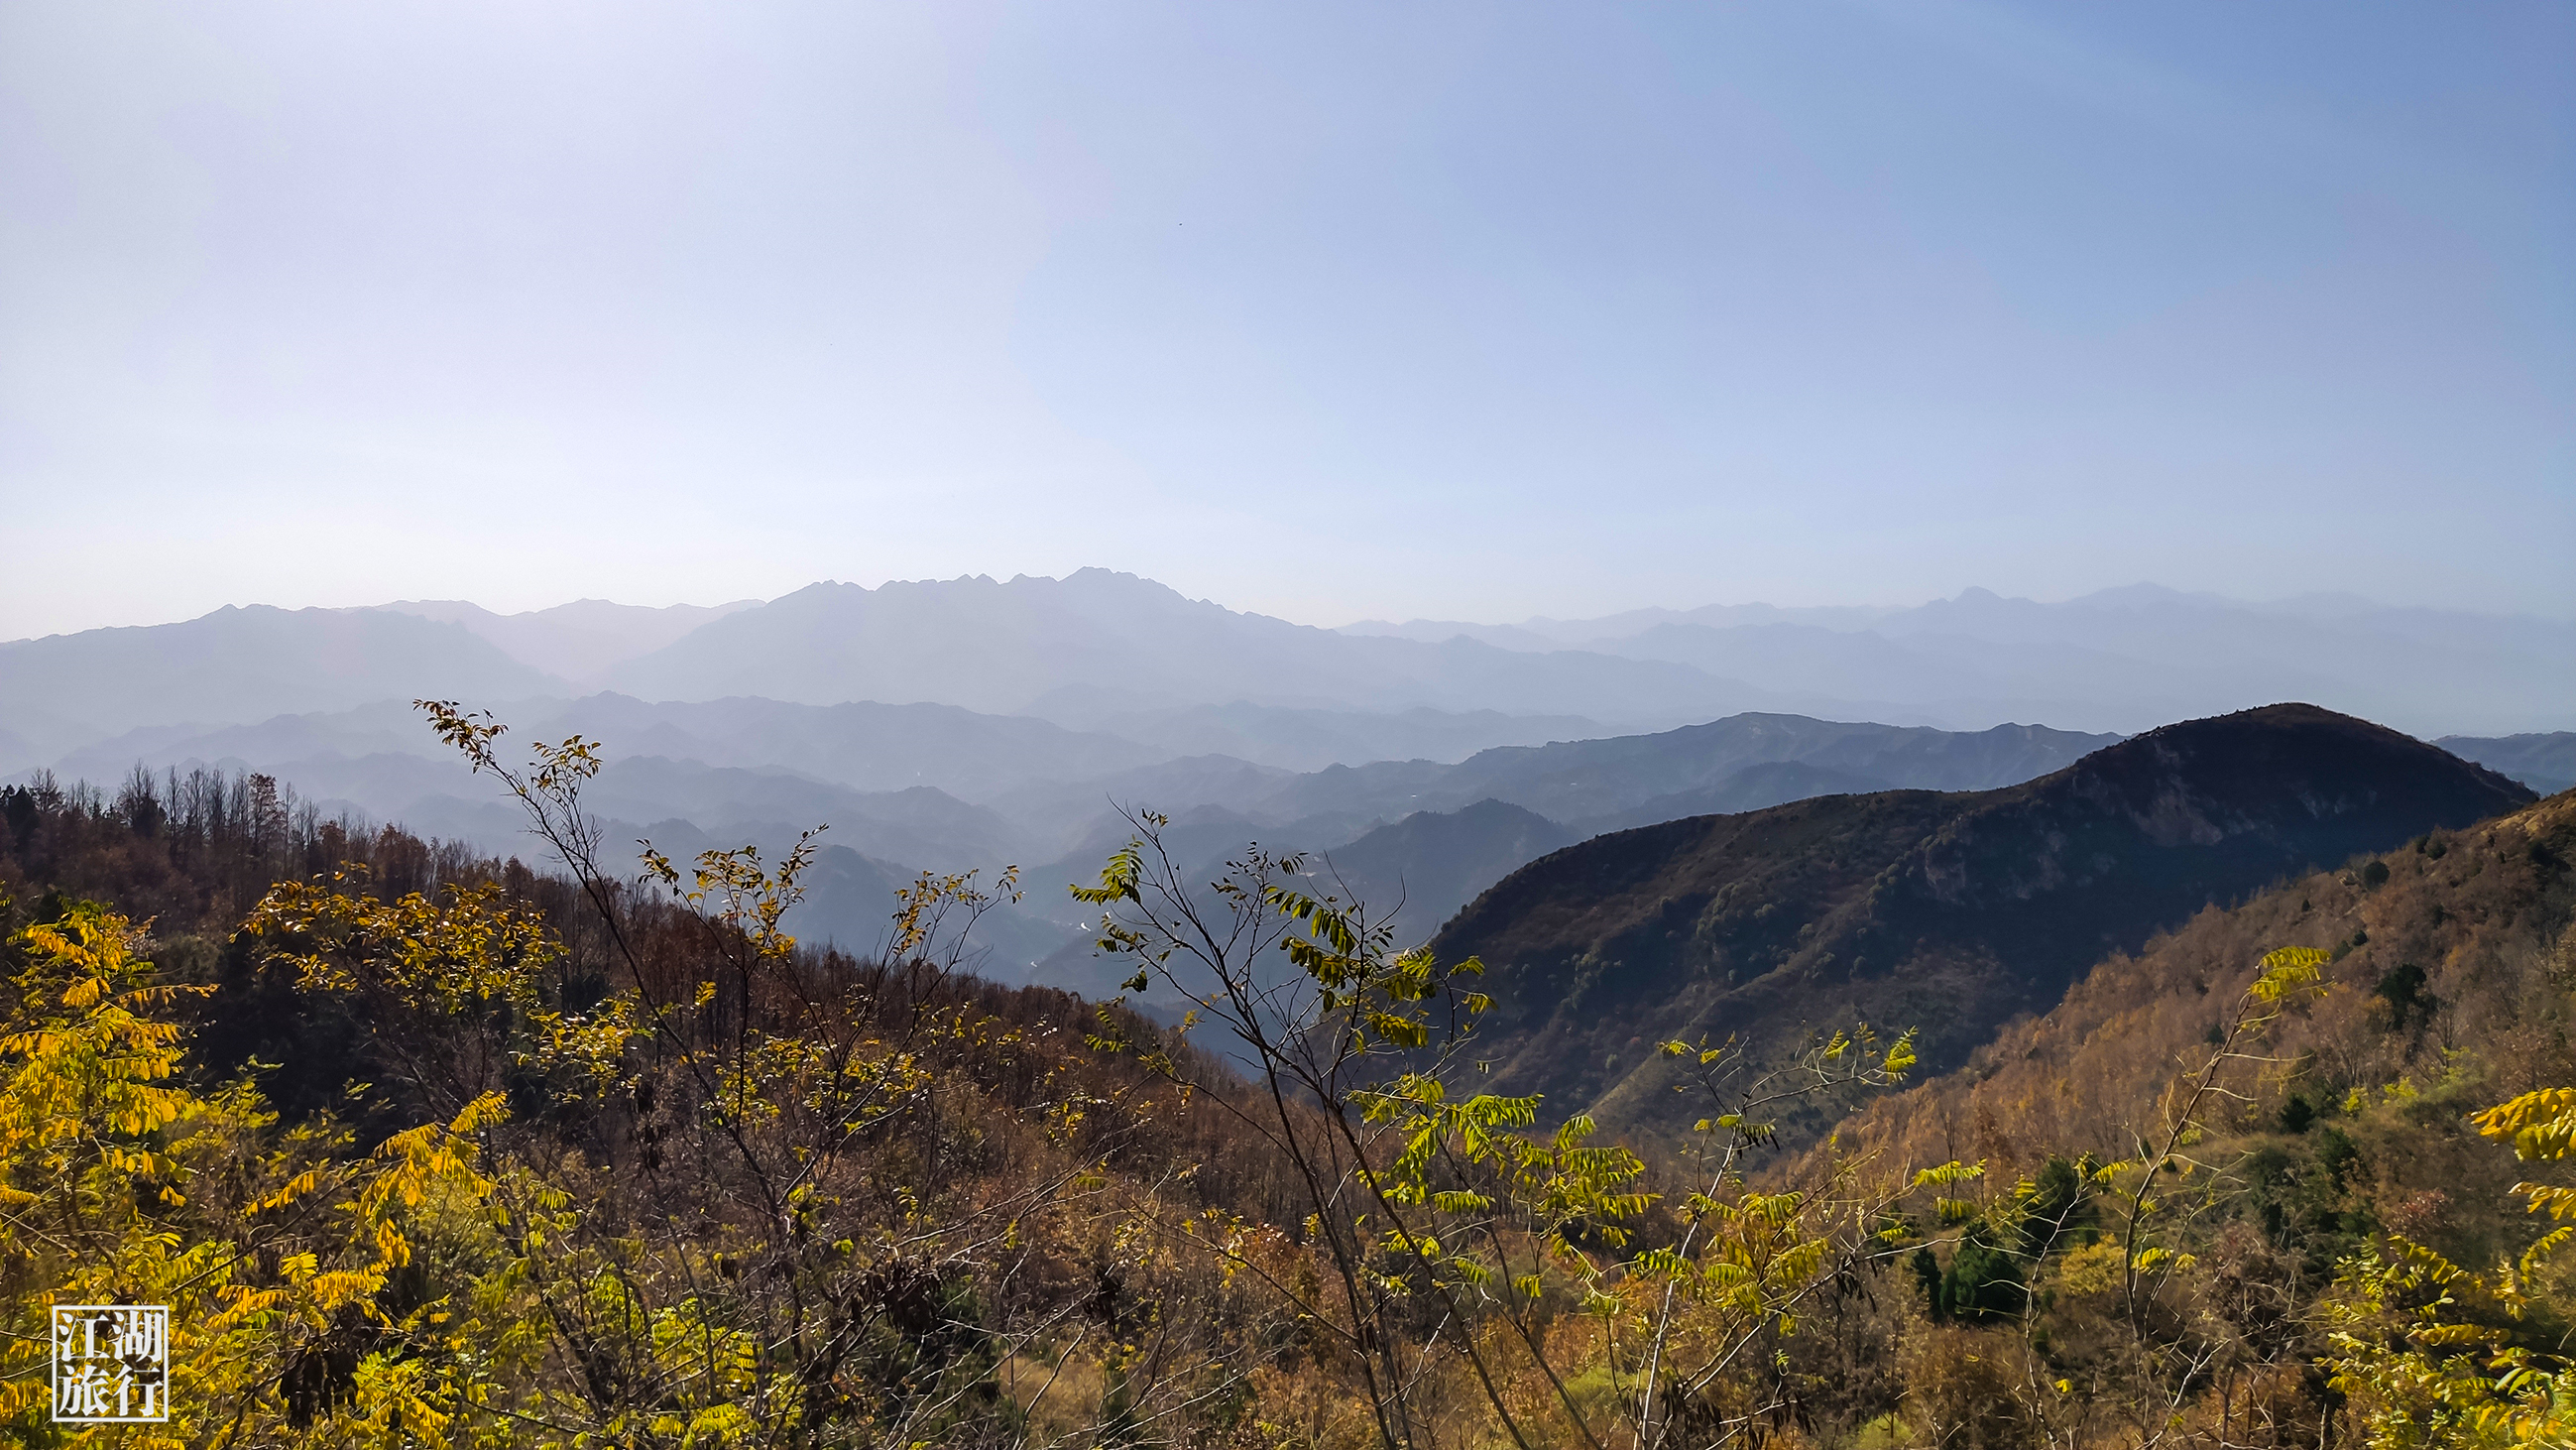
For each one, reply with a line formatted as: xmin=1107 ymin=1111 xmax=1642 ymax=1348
xmin=1430 ymin=704 xmax=2537 ymax=1139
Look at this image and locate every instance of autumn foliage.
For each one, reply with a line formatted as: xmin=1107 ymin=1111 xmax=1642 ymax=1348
xmin=0 ymin=717 xmax=2569 ymax=1447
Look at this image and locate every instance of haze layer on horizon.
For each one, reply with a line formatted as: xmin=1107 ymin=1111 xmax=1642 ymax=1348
xmin=4 ymin=1 xmax=2570 ymax=640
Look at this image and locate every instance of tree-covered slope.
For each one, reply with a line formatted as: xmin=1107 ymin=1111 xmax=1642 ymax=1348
xmin=1432 ymin=704 xmax=2535 ymax=1135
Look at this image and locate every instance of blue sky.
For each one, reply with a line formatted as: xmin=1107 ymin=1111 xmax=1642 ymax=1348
xmin=2 ymin=1 xmax=2568 ymax=637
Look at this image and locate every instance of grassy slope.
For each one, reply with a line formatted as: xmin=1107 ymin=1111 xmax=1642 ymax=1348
xmin=1827 ymin=787 xmax=2576 ymax=1272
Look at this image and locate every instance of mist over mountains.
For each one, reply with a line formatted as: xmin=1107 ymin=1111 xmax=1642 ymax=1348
xmin=381 ymin=598 xmax=762 ymax=684
xmin=4 ymin=569 xmax=2566 ymax=986
xmin=1349 ymin=581 xmax=2575 ymax=739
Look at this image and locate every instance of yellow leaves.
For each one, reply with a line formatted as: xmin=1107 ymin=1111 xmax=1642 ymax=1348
xmin=0 ymin=901 xmax=541 ymax=1445
xmin=1765 ymin=1239 xmax=1828 ymax=1288
xmin=2130 ymin=1246 xmax=2198 ymax=1274
xmin=1911 ymin=1159 xmax=1987 ymax=1190
xmin=1883 ymin=1034 xmax=1919 ymax=1078
xmin=1366 ymin=1010 xmax=1430 ymax=1050
xmin=2250 ymin=944 xmax=2332 ymax=1003
xmin=2052 ymin=1240 xmax=2127 ymax=1297
xmin=247 ymin=874 xmax=571 ymax=1025
xmin=2517 ymin=1185 xmax=2576 ymax=1223
xmin=447 ymin=1091 xmax=511 ymax=1136
xmin=313 ymin=1268 xmax=390 ymax=1311
xmin=2479 ymin=1088 xmax=2576 ymax=1166
xmin=2323 ymin=1240 xmax=2576 ymax=1446
xmin=1070 ymin=843 xmax=1146 ymax=906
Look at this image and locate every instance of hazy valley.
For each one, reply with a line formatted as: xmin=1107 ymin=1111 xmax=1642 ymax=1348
xmin=6 ymin=571 xmax=2568 ymax=992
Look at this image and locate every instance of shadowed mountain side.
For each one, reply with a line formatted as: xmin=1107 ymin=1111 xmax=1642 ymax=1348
xmin=775 ymin=844 xmax=1073 ymax=971
xmin=1018 ymin=803 xmax=1409 ymax=1002
xmin=1567 ymin=761 xmax=1896 ymax=837
xmin=1254 ymin=714 xmax=2117 ymax=824
xmin=2439 ymin=732 xmax=2576 ymax=796
xmin=980 ymin=755 xmax=1307 ymax=860
xmin=1816 ymin=786 xmax=2576 ymax=1193
xmin=1315 ymin=800 xmax=1576 ymax=950
xmin=1036 ymin=701 xmax=1607 ymax=773
xmin=566 ymin=758 xmax=1021 ymax=872
xmin=0 ymin=607 xmax=567 ymax=756
xmin=603 ymin=570 xmax=1772 ymax=725
xmin=1430 ymin=705 xmax=2538 ymax=1139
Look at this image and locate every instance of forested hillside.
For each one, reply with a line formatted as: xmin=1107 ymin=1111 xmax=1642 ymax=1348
xmin=1434 ymin=705 xmax=2533 ymax=1137
xmin=3 ymin=704 xmax=2572 ymax=1447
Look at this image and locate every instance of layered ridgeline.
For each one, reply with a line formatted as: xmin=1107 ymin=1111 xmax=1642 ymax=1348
xmin=6 ymin=571 xmax=2559 ymax=985
xmin=599 ymin=571 xmax=1778 ymax=726
xmin=1431 ymin=705 xmax=2535 ymax=1139
xmin=2439 ymin=730 xmax=2576 ymax=795
xmin=16 ymin=689 xmax=2115 ymax=981
xmin=0 ymin=607 xmax=566 ymax=765
xmin=13 ymin=574 xmax=2569 ymax=772
xmin=1353 ymin=582 xmax=2576 ymax=738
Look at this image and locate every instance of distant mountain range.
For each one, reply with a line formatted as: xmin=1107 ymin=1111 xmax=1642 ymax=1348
xmin=3 ymin=572 xmax=2564 ymax=988
xmin=1428 ymin=704 xmax=2538 ymax=1139
xmin=9 ymin=575 xmax=2566 ymax=768
xmin=378 ymin=598 xmax=761 ymax=684
xmin=1348 ymin=582 xmax=2575 ymax=739
xmin=13 ymin=691 xmax=2120 ymax=986
xmin=0 ymin=606 xmax=563 ymax=763
xmin=2438 ymin=732 xmax=2576 ymax=795
xmin=596 ymin=573 xmax=1768 ymax=727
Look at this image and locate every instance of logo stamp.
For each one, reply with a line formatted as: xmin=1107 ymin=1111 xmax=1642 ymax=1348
xmin=52 ymin=1304 xmax=171 ymax=1423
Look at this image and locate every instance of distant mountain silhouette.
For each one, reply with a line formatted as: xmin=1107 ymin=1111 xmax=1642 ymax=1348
xmin=1254 ymin=714 xmax=2117 ymax=824
xmin=1315 ymin=799 xmax=1575 ymax=948
xmin=0 ymin=606 xmax=565 ymax=761
xmin=2438 ymin=732 xmax=2576 ymax=796
xmin=1430 ymin=704 xmax=2537 ymax=1136
xmin=1566 ymin=760 xmax=1898 ymax=836
xmin=378 ymin=599 xmax=760 ymax=683
xmin=1347 ymin=584 xmax=2576 ymax=737
xmin=1042 ymin=701 xmax=1605 ymax=773
xmin=14 ymin=577 xmax=2562 ymax=776
xmin=603 ymin=571 xmax=1769 ymax=725
xmin=42 ymin=694 xmax=1174 ymax=804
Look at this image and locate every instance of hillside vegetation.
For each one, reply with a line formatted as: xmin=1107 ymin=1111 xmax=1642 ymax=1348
xmin=1435 ymin=706 xmax=2532 ymax=1136
xmin=0 ymin=704 xmax=2571 ymax=1448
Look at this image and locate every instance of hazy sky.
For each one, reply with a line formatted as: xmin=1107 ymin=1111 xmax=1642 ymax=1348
xmin=3 ymin=1 xmax=2569 ymax=639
